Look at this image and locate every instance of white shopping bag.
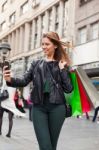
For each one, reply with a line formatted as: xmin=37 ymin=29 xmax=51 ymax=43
xmin=76 ymin=67 xmax=99 ymax=108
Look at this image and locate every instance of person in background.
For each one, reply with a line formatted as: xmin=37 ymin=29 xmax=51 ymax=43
xmin=92 ymin=106 xmax=99 ymax=123
xmin=3 ymin=31 xmax=73 ymax=150
xmin=0 ymin=81 xmax=16 ymax=138
xmin=0 ymin=103 xmax=14 ymax=138
xmin=14 ymin=89 xmax=26 ymax=114
xmin=85 ymin=112 xmax=90 ymax=120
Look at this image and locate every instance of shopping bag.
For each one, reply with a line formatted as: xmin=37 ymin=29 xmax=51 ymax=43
xmin=0 ymin=78 xmax=9 ymax=102
xmin=76 ymin=73 xmax=92 ymax=113
xmin=64 ymin=71 xmax=82 ymax=116
xmin=76 ymin=67 xmax=99 ymax=108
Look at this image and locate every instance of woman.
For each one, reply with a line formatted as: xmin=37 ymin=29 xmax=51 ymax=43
xmin=3 ymin=32 xmax=73 ymax=149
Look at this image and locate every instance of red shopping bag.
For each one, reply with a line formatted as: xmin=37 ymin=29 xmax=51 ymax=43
xmin=76 ymin=73 xmax=92 ymax=113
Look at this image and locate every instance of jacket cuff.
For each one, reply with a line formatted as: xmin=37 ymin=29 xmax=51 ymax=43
xmin=60 ymin=67 xmax=68 ymax=74
xmin=6 ymin=78 xmax=14 ymax=87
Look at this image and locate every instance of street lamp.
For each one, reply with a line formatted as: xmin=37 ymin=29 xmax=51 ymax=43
xmin=0 ymin=42 xmax=11 ymax=69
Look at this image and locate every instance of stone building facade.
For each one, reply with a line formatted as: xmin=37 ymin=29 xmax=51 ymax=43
xmin=0 ymin=0 xmax=75 ymax=77
xmin=0 ymin=0 xmax=75 ymax=92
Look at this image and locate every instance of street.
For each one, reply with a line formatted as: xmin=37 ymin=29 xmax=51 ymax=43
xmin=0 ymin=111 xmax=99 ymax=150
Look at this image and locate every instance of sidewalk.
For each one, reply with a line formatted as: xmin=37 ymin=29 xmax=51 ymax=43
xmin=0 ymin=110 xmax=37 ymax=150
xmin=0 ymin=110 xmax=99 ymax=150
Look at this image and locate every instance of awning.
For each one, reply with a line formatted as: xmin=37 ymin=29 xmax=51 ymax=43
xmin=85 ymin=68 xmax=99 ymax=77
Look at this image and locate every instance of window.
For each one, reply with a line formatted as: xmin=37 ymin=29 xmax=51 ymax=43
xmin=2 ymin=1 xmax=7 ymax=12
xmin=40 ymin=14 xmax=46 ymax=45
xmin=78 ymin=27 xmax=87 ymax=44
xmin=41 ymin=14 xmax=45 ymax=36
xmin=62 ymin=0 xmax=69 ymax=37
xmin=1 ymin=21 xmax=7 ymax=31
xmin=9 ymin=12 xmax=16 ymax=25
xmin=28 ymin=22 xmax=32 ymax=50
xmin=34 ymin=18 xmax=38 ymax=48
xmin=32 ymin=0 xmax=40 ymax=8
xmin=21 ymin=1 xmax=29 ymax=15
xmin=22 ymin=25 xmax=25 ymax=51
xmin=91 ymin=22 xmax=99 ymax=40
xmin=48 ymin=9 xmax=53 ymax=31
xmin=80 ymin=0 xmax=93 ymax=6
xmin=55 ymin=5 xmax=59 ymax=33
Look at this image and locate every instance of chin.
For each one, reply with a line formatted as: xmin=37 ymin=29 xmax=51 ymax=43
xmin=44 ymin=52 xmax=49 ymax=55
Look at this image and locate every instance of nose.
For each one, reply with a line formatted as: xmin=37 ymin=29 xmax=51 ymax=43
xmin=42 ymin=44 xmax=47 ymax=50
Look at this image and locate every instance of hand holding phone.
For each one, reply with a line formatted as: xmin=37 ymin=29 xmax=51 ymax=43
xmin=3 ymin=62 xmax=11 ymax=83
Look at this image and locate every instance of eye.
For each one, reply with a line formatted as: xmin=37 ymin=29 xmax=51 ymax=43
xmin=46 ymin=43 xmax=49 ymax=46
xmin=42 ymin=43 xmax=44 ymax=46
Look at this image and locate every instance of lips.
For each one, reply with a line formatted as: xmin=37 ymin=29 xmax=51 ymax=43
xmin=43 ymin=49 xmax=49 ymax=53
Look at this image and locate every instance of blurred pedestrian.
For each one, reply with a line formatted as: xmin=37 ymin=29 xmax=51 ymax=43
xmin=85 ymin=112 xmax=90 ymax=120
xmin=14 ymin=89 xmax=26 ymax=114
xmin=92 ymin=106 xmax=99 ymax=123
xmin=0 ymin=79 xmax=15 ymax=138
xmin=0 ymin=104 xmax=14 ymax=137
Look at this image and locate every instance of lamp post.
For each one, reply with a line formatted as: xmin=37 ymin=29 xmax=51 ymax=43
xmin=0 ymin=42 xmax=11 ymax=69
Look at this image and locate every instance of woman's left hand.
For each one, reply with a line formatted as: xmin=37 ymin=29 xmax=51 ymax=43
xmin=59 ymin=61 xmax=67 ymax=69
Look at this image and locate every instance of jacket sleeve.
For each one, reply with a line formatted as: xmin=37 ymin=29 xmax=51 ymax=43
xmin=6 ymin=62 xmax=35 ymax=87
xmin=59 ymin=68 xmax=73 ymax=93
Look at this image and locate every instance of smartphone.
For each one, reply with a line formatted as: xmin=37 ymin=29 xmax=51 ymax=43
xmin=3 ymin=61 xmax=11 ymax=70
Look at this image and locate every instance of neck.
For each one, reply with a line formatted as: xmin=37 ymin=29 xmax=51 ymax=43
xmin=45 ymin=55 xmax=54 ymax=61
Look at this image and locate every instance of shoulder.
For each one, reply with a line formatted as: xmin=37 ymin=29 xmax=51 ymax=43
xmin=30 ymin=59 xmax=45 ymax=70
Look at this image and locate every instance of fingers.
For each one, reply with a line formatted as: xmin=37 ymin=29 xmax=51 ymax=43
xmin=60 ymin=60 xmax=67 ymax=64
xmin=3 ymin=66 xmax=10 ymax=71
xmin=59 ymin=61 xmax=67 ymax=66
xmin=3 ymin=71 xmax=11 ymax=78
xmin=3 ymin=66 xmax=11 ymax=77
xmin=59 ymin=61 xmax=67 ymax=69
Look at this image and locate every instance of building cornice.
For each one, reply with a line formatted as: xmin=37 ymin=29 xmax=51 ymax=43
xmin=75 ymin=11 xmax=99 ymax=24
xmin=0 ymin=18 xmax=30 ymax=40
xmin=10 ymin=48 xmax=42 ymax=61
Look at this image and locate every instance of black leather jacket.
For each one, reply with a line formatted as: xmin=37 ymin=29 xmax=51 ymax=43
xmin=7 ymin=60 xmax=73 ymax=104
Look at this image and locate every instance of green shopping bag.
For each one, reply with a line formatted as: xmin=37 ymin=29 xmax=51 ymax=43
xmin=64 ymin=72 xmax=82 ymax=116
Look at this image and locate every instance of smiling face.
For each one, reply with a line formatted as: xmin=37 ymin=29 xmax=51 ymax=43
xmin=42 ymin=37 xmax=57 ymax=59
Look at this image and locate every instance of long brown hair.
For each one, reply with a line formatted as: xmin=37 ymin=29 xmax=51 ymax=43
xmin=42 ymin=31 xmax=71 ymax=65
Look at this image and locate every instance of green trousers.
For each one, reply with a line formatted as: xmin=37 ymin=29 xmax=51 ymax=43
xmin=32 ymin=102 xmax=66 ymax=150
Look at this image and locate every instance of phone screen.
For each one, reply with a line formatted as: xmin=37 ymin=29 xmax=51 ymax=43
xmin=3 ymin=61 xmax=10 ymax=70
